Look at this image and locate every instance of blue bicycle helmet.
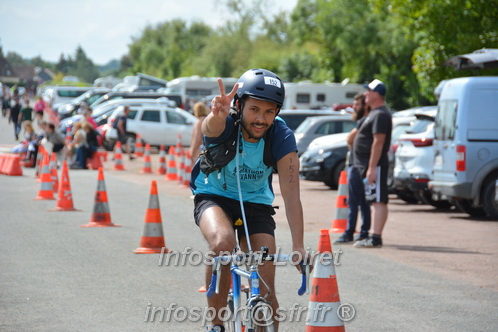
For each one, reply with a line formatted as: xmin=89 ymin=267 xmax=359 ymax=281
xmin=235 ymin=69 xmax=285 ymax=109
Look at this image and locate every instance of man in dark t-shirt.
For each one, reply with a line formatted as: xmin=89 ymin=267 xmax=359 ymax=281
xmin=352 ymin=79 xmax=392 ymax=248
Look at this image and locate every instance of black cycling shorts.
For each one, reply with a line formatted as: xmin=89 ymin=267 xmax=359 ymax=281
xmin=193 ymin=194 xmax=276 ymax=238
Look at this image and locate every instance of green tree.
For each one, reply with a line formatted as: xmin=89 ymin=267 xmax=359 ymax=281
xmin=6 ymin=51 xmax=27 ymax=66
xmin=373 ymin=0 xmax=498 ymax=101
xmin=73 ymin=46 xmax=100 ymax=83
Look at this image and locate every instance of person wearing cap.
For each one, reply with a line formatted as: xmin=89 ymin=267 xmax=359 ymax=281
xmin=114 ymin=106 xmax=135 ymax=160
xmin=191 ymin=69 xmax=306 ymax=332
xmin=352 ymin=79 xmax=392 ymax=248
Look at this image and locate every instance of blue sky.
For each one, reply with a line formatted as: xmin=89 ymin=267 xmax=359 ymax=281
xmin=0 ymin=0 xmax=297 ymax=65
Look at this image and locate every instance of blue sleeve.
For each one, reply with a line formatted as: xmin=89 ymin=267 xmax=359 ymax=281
xmin=203 ymin=116 xmax=236 ymax=147
xmin=271 ymin=118 xmax=297 ymax=162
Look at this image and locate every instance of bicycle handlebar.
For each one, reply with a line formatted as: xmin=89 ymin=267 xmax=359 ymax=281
xmin=206 ymin=252 xmax=310 ymax=298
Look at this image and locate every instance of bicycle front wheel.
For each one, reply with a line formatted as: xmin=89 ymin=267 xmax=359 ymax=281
xmin=247 ymin=301 xmax=275 ymax=332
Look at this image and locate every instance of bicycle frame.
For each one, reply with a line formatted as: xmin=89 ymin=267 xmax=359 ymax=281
xmin=207 ymin=248 xmax=309 ymax=332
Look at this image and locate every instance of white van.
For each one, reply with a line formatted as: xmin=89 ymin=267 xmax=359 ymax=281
xmin=283 ymin=82 xmax=364 ymax=110
xmin=42 ymin=86 xmax=92 ymax=109
xmin=430 ymin=76 xmax=498 ymax=219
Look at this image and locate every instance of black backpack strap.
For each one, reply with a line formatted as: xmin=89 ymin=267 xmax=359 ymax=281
xmin=263 ymin=124 xmax=276 ymax=170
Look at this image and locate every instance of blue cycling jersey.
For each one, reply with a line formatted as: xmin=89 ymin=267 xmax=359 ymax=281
xmin=191 ymin=116 xmax=297 ymax=205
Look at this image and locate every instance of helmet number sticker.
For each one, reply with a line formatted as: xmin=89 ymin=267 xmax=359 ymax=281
xmin=264 ymin=77 xmax=281 ymax=88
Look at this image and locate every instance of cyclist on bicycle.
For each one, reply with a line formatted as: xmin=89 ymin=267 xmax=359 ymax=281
xmin=190 ymin=69 xmax=306 ymax=332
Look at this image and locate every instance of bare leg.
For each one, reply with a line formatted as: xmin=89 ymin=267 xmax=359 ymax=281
xmin=199 ymin=206 xmax=237 ymax=327
xmin=372 ymin=202 xmax=388 ymax=235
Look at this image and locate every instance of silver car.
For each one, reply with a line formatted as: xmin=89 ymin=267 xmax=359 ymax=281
xmin=294 ymin=115 xmax=355 ymax=156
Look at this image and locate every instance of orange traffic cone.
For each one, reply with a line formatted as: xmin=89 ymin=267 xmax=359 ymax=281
xmin=34 ymin=153 xmax=55 ymax=200
xmin=134 ymin=180 xmax=171 ymax=254
xmin=305 ymin=229 xmax=345 ymax=331
xmin=81 ymin=167 xmax=121 ymax=227
xmin=177 ymin=147 xmax=185 ymax=183
xmin=157 ymin=145 xmax=166 ymax=175
xmin=50 ymin=153 xmax=59 ymax=195
xmin=175 ymin=134 xmax=182 ymax=155
xmin=50 ymin=160 xmax=80 ymax=211
xmin=36 ymin=146 xmax=45 ymax=180
xmin=65 ymin=126 xmax=72 ymax=144
xmin=182 ymin=150 xmax=192 ymax=188
xmin=165 ymin=146 xmax=177 ymax=181
xmin=135 ymin=134 xmax=144 ymax=157
xmin=140 ymin=143 xmax=153 ymax=173
xmin=113 ymin=141 xmax=125 ymax=171
xmin=330 ymin=171 xmax=348 ymax=233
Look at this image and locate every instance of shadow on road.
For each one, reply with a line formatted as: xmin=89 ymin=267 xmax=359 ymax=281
xmin=386 ymin=244 xmax=488 ymax=255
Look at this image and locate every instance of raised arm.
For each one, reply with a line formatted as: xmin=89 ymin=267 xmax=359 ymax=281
xmin=202 ymin=78 xmax=238 ymax=138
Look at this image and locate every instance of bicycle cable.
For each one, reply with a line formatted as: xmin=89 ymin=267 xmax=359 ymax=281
xmin=235 ymin=123 xmax=253 ymax=253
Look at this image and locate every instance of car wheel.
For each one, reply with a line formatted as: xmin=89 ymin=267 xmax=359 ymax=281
xmin=482 ymin=175 xmax=498 ymax=220
xmin=419 ymin=190 xmax=453 ymax=209
xmin=103 ymin=138 xmax=116 ymax=151
xmin=324 ymin=160 xmax=345 ymax=190
xmin=453 ymin=199 xmax=487 ymax=218
xmin=396 ymin=190 xmax=419 ymax=203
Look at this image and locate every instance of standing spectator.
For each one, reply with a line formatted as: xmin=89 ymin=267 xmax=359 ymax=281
xmin=334 ymin=93 xmax=371 ymax=244
xmin=19 ymin=99 xmax=33 ymax=126
xmin=8 ymin=97 xmax=21 ymax=140
xmin=2 ymin=84 xmax=11 ymax=117
xmin=115 ymin=106 xmax=135 ymax=160
xmin=0 ymin=83 xmax=4 ymax=116
xmin=189 ymin=102 xmax=209 ymax=165
xmin=34 ymin=96 xmax=47 ymax=118
xmin=353 ymin=79 xmax=392 ymax=248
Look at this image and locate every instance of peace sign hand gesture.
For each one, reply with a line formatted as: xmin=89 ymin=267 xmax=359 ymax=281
xmin=210 ymin=78 xmax=239 ymax=119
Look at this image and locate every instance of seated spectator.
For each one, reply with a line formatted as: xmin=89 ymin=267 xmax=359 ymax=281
xmin=42 ymin=123 xmax=65 ymax=155
xmin=73 ymin=121 xmax=99 ymax=169
xmin=33 ymin=114 xmax=45 ymax=135
xmin=12 ymin=121 xmax=37 ymax=156
xmin=66 ymin=122 xmax=87 ymax=169
xmin=83 ymin=108 xmax=97 ymax=129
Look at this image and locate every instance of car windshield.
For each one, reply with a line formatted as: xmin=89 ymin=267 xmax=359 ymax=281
xmin=405 ymin=118 xmax=434 ymax=134
xmin=71 ymin=92 xmax=92 ymax=104
xmin=295 ymin=118 xmax=315 ymax=134
xmin=278 ymin=114 xmax=310 ymax=131
xmin=92 ymin=104 xmax=114 ymax=117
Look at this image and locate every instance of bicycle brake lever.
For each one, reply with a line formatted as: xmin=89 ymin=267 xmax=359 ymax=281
xmin=206 ymin=258 xmax=221 ymax=298
xmin=297 ymin=262 xmax=310 ymax=296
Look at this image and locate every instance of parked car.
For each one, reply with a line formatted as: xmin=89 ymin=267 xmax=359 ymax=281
xmin=277 ymin=109 xmax=341 ymax=131
xmin=299 ymin=133 xmax=349 ymax=189
xmin=57 ymin=98 xmax=177 ymax=135
xmin=430 ymin=76 xmax=498 ymax=219
xmin=394 ymin=109 xmax=452 ymax=208
xmin=42 ymin=85 xmax=92 ymax=109
xmin=103 ymin=105 xmax=197 ymax=150
xmin=294 ymin=115 xmax=355 ymax=156
xmin=56 ymin=88 xmax=111 ymax=119
xmin=89 ymin=91 xmax=183 ymax=110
